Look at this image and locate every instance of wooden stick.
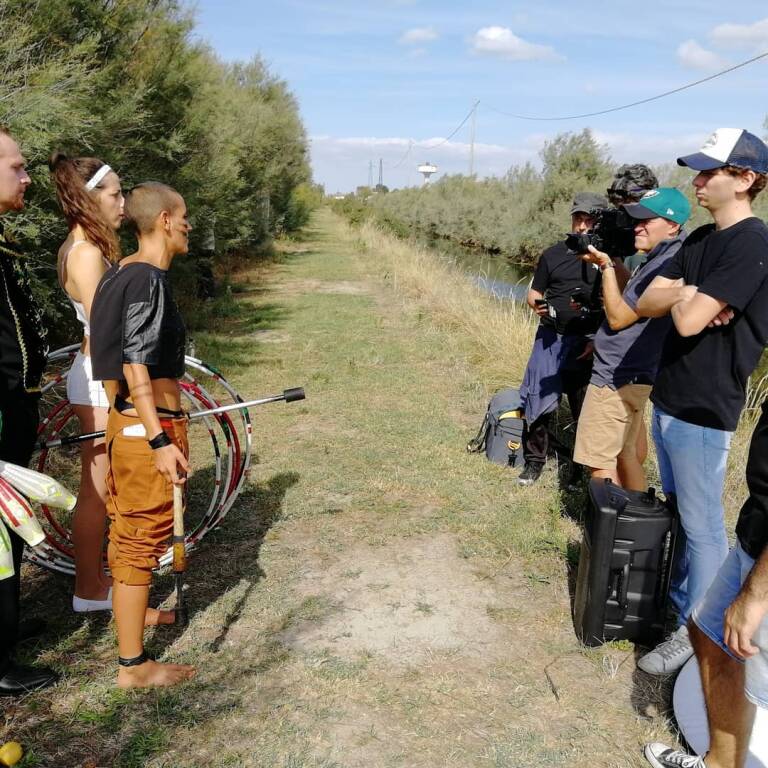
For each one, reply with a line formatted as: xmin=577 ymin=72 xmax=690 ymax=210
xmin=172 ymin=484 xmax=188 ymax=626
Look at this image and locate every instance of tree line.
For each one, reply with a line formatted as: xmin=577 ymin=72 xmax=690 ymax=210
xmin=334 ymin=127 xmax=768 ymax=269
xmin=0 ymin=0 xmax=318 ymax=341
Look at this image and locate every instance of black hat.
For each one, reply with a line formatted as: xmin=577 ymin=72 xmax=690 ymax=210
xmin=570 ymin=192 xmax=608 ymax=215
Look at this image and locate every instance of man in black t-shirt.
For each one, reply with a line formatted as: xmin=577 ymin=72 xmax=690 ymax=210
xmin=635 ymin=127 xmax=768 ymax=705
xmin=517 ymin=192 xmax=607 ymax=486
xmin=0 ymin=128 xmax=59 ymax=697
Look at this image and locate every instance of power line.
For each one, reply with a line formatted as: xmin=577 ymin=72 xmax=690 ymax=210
xmin=389 ymin=139 xmax=413 ymax=169
xmin=422 ymin=100 xmax=479 ymax=150
xmin=485 ymin=49 xmax=768 ymax=122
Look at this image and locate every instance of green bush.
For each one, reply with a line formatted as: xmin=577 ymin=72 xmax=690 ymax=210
xmin=337 ymin=127 xmax=768 ymax=270
xmin=0 ymin=0 xmax=311 ymax=346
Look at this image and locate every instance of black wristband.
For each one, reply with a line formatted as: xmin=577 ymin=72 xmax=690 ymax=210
xmin=148 ymin=431 xmax=173 ymax=450
xmin=118 ymin=651 xmax=149 ymax=667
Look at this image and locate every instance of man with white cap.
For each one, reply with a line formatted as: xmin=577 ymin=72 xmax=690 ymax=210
xmin=635 ymin=128 xmax=768 ymax=684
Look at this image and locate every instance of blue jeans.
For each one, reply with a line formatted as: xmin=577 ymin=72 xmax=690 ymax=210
xmin=652 ymin=406 xmax=732 ymax=624
xmin=692 ymin=544 xmax=768 ymax=708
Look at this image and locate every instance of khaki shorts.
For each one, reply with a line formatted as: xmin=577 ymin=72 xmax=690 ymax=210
xmin=573 ymin=383 xmax=652 ymax=471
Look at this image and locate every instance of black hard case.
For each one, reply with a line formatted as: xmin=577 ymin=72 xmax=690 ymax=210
xmin=573 ymin=479 xmax=677 ymax=647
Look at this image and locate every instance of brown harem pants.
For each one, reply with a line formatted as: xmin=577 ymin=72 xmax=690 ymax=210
xmin=105 ymin=409 xmax=188 ymax=586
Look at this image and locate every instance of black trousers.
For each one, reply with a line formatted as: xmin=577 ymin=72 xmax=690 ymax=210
xmin=735 ymin=401 xmax=768 ymax=560
xmin=0 ymin=395 xmax=40 ymax=676
xmin=523 ymin=368 xmax=590 ymax=466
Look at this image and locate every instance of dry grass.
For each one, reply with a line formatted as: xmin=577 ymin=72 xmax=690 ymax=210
xmin=8 ymin=210 xmax=759 ymax=767
xmin=355 ymin=218 xmax=755 ymax=528
xmin=357 ymin=220 xmax=536 ymax=391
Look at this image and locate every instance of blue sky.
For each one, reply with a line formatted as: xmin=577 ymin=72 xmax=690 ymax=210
xmin=193 ymin=2 xmax=768 ymax=192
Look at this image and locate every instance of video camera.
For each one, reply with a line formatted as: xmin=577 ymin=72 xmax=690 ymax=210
xmin=565 ymin=206 xmax=637 ymax=260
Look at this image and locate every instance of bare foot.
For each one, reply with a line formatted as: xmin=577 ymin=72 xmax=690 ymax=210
xmin=117 ymin=659 xmax=196 ymax=688
xmin=144 ymin=607 xmax=177 ymax=626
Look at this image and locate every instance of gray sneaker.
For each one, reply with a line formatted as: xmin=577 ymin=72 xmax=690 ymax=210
xmin=644 ymin=742 xmax=705 ymax=768
xmin=637 ymin=625 xmax=693 ymax=675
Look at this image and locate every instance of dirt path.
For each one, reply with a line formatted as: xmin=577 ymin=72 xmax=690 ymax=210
xmin=10 ymin=210 xmax=677 ymax=768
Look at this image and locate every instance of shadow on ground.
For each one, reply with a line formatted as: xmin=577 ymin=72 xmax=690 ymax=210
xmin=6 ymin=244 xmax=316 ymax=767
xmin=12 ymin=467 xmax=298 ymax=767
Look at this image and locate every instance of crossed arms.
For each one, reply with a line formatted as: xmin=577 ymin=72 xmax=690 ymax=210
xmin=636 ymin=277 xmax=732 ymax=335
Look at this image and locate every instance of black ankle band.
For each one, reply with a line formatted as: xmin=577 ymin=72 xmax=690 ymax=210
xmin=118 ymin=651 xmax=149 ymax=667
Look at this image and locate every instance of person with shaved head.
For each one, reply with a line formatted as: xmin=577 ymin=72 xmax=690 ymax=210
xmin=90 ymin=182 xmax=195 ymax=688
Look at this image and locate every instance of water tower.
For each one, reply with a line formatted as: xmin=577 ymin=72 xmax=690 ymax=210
xmin=418 ymin=162 xmax=437 ymax=185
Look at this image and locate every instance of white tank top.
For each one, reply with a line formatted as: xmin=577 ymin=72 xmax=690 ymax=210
xmin=60 ymin=240 xmax=108 ymax=338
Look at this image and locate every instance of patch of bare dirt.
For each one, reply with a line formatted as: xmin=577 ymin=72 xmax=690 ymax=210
xmin=279 ymin=533 xmax=507 ymax=663
xmin=248 ymin=329 xmax=291 ymax=343
xmin=281 ymin=278 xmax=370 ymax=296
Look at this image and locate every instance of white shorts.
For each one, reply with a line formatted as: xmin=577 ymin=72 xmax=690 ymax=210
xmin=66 ymin=351 xmax=109 ymax=409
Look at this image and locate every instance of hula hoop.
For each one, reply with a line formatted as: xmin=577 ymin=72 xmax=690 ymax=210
xmin=26 ymin=345 xmax=253 ymax=576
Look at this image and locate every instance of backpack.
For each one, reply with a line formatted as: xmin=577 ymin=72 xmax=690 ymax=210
xmin=466 ymin=388 xmax=525 ymax=468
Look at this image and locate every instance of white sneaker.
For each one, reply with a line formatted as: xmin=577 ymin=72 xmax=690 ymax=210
xmin=644 ymin=742 xmax=705 ymax=768
xmin=72 ymin=588 xmax=112 ymax=613
xmin=637 ymin=625 xmax=693 ymax=675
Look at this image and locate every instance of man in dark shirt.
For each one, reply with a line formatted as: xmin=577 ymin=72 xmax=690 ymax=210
xmin=635 ymin=128 xmax=768 ymax=683
xmin=0 ymin=127 xmax=59 ymax=696
xmin=90 ymin=182 xmax=194 ymax=689
xmin=645 ymin=402 xmax=768 ymax=768
xmin=517 ymin=192 xmax=607 ymax=486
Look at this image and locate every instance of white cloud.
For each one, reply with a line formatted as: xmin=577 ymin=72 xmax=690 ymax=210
xmin=677 ymin=39 xmax=729 ymax=70
xmin=310 ymin=130 xmax=707 ymax=193
xmin=711 ymin=17 xmax=768 ymax=49
xmin=398 ymin=26 xmax=438 ymax=45
xmin=470 ymin=26 xmax=562 ymax=62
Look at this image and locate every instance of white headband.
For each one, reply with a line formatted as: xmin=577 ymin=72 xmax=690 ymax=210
xmin=85 ymin=164 xmax=111 ymax=191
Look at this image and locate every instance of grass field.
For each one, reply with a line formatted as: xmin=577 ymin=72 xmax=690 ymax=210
xmin=5 ymin=208 xmax=758 ymax=767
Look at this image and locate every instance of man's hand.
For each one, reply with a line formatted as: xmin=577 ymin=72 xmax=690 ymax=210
xmin=723 ymin=591 xmax=768 ymax=659
xmin=583 ymin=245 xmax=612 ymax=269
xmin=708 ymin=307 xmax=735 ymax=328
xmin=678 ymin=284 xmax=699 ymax=303
xmin=577 ymin=340 xmax=595 ymax=361
xmin=154 ymin=443 xmax=191 ymax=485
xmin=532 ymin=302 xmax=549 ymax=318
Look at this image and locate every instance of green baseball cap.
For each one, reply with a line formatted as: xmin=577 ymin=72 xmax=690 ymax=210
xmin=622 ymin=187 xmax=691 ymax=226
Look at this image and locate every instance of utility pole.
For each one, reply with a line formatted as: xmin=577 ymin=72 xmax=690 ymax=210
xmin=378 ymin=158 xmax=383 ymax=189
xmin=469 ymin=100 xmax=479 ymax=178
xmin=368 ymin=160 xmax=374 ymax=189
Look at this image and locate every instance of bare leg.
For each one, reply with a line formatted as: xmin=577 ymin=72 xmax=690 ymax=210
xmin=114 ymin=581 xmax=195 ymax=688
xmin=636 ymin=416 xmax=648 ymax=465
xmin=616 ymin=449 xmax=647 ymax=491
xmin=591 ymin=467 xmax=621 ymax=485
xmin=72 ymin=405 xmax=111 ymax=600
xmin=689 ymin=621 xmax=755 ymax=768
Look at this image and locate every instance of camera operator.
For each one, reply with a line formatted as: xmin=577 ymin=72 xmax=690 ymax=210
xmin=573 ymin=189 xmax=691 ymax=491
xmin=517 ymin=192 xmax=608 ymax=487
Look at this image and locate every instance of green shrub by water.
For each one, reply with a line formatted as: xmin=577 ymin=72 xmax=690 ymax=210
xmin=334 ymin=126 xmax=768 ymax=270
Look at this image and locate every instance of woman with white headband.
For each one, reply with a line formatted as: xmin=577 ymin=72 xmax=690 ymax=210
xmin=49 ymin=153 xmax=122 ymax=613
